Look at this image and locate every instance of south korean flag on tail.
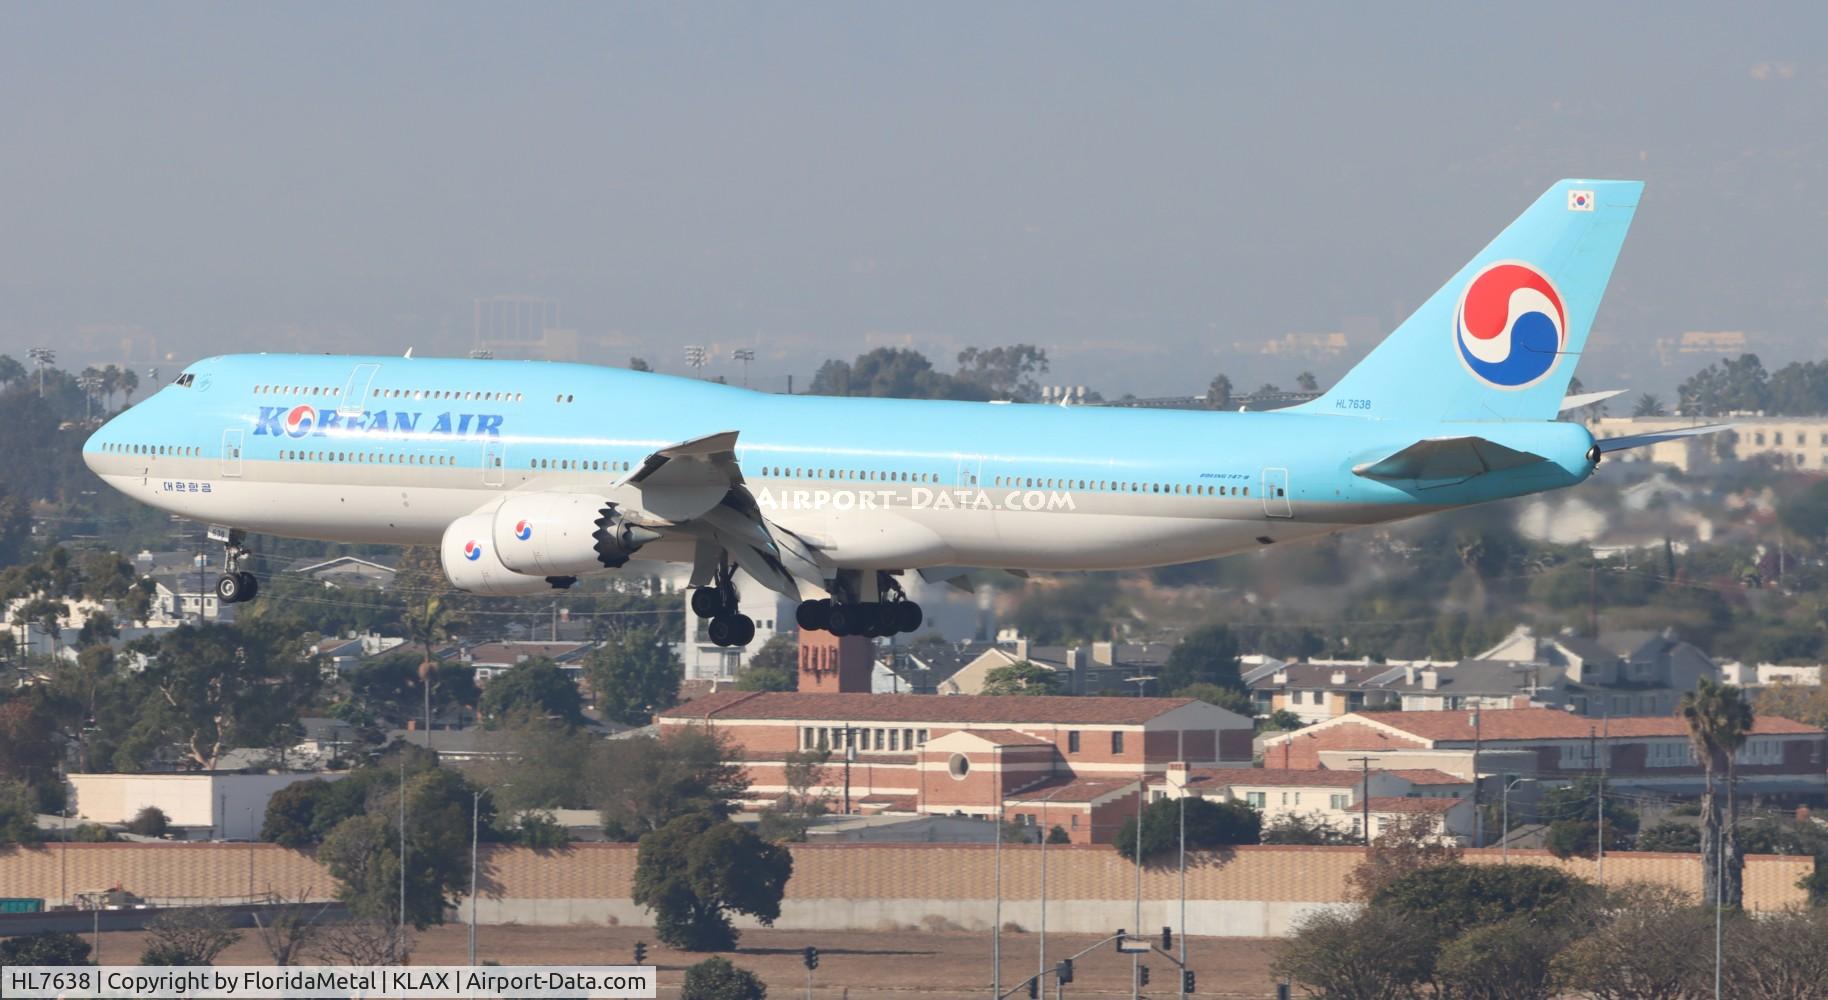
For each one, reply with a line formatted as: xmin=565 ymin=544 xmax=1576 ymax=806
xmin=1567 ymin=189 xmax=1596 ymax=212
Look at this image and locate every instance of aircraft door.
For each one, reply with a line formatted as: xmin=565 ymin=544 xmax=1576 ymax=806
xmin=1260 ymin=467 xmax=1291 ymax=517
xmin=339 ymin=363 xmax=380 ymax=417
xmin=483 ymin=440 xmax=506 ymax=487
xmin=955 ymin=456 xmax=982 ymax=488
xmin=221 ymin=429 xmax=244 ymax=478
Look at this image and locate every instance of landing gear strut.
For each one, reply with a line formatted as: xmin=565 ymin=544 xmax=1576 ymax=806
xmin=795 ymin=571 xmax=922 ymax=638
xmin=692 ymin=562 xmax=755 ymax=648
xmin=210 ymin=526 xmax=259 ymax=604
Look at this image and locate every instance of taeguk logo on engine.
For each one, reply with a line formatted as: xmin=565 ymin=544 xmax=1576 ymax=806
xmin=463 ymin=540 xmax=483 ymax=561
xmin=283 ymin=405 xmax=317 ymax=438
xmin=1454 ymin=261 xmax=1566 ymax=390
xmin=513 ymin=520 xmax=533 ymax=541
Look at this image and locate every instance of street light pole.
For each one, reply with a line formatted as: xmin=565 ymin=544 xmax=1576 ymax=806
xmin=470 ymin=789 xmax=480 ymax=965
xmin=1501 ymin=777 xmax=1528 ymax=863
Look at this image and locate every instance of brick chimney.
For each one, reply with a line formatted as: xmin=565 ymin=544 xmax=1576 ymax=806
xmin=799 ymin=629 xmax=874 ymax=693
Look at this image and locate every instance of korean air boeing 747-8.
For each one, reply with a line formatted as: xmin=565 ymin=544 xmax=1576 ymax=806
xmin=84 ymin=179 xmax=1716 ymax=646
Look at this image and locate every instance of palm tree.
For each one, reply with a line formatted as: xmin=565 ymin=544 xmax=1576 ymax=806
xmin=403 ymin=593 xmax=454 ymax=738
xmin=1681 ymin=678 xmax=1753 ymax=907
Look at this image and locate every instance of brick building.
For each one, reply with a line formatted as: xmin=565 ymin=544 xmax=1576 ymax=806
xmin=1259 ymin=708 xmax=1826 ymax=796
xmin=655 ymin=690 xmax=1254 ymax=842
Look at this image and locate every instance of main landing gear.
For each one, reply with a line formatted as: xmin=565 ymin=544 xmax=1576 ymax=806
xmin=795 ymin=571 xmax=923 ymax=638
xmin=692 ymin=566 xmax=755 ymax=648
xmin=209 ymin=526 xmax=259 ymax=604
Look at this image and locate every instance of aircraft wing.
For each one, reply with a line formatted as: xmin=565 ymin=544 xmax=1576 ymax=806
xmin=1353 ymin=436 xmax=1547 ymax=486
xmin=1594 ymin=423 xmax=1733 ymax=454
xmin=620 ymin=429 xmax=828 ymax=598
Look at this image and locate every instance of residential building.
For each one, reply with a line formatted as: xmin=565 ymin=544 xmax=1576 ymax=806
xmin=287 ymin=555 xmax=397 ymax=590
xmin=942 ymin=639 xmax=1176 ymax=696
xmin=1146 ymin=763 xmax=1475 ymax=843
xmin=655 ymin=691 xmax=1254 ymax=842
xmin=1243 ymin=657 xmax=1412 ymax=722
xmin=443 ymin=640 xmax=595 ymax=685
xmin=69 ymin=772 xmax=341 ymax=841
xmin=1720 ymin=662 xmax=1823 ymax=688
xmin=1260 ymin=708 xmax=1826 ymax=796
xmin=1590 ymin=414 xmax=1828 ymax=473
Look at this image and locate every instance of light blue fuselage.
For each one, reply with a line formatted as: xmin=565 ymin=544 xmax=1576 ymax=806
xmin=84 ymin=353 xmax=1597 ymax=575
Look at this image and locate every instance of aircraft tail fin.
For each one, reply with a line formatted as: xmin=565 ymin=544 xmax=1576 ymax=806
xmin=1301 ymin=179 xmax=1642 ymax=422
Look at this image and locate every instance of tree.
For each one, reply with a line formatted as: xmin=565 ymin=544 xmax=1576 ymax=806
xmin=0 ymin=354 xmax=25 ymax=388
xmin=478 ymin=658 xmax=584 ymax=728
xmin=1261 ymin=813 xmax=1355 ymax=845
xmin=633 ymin=811 xmax=793 ymax=951
xmin=1114 ymin=796 xmax=1259 ymax=864
xmin=680 ymin=956 xmax=768 ymax=1000
xmin=1636 ymin=820 xmax=1701 ymax=853
xmin=1677 ymin=353 xmax=1769 ymax=416
xmin=1205 ymin=373 xmax=1234 ymax=410
xmin=313 ymin=917 xmax=411 ymax=965
xmin=979 ymin=661 xmax=1063 ymax=696
xmin=1778 ymin=480 xmax=1828 ymax=547
xmin=593 ymin=728 xmax=748 ymax=839
xmin=140 ymin=907 xmax=240 ymax=966
xmin=1555 ymin=883 xmax=1711 ymax=1000
xmin=1009 ymin=575 xmax=1129 ymax=645
xmin=1432 ymin=917 xmax=1565 ymax=1000
xmin=1173 ymin=681 xmax=1254 ymax=717
xmin=1296 ymin=371 xmax=1320 ymax=392
xmin=1632 ymin=392 xmax=1669 ymax=417
xmin=0 ymin=931 xmax=92 ymax=965
xmin=1681 ymin=677 xmax=1753 ymax=906
xmin=508 ymin=810 xmax=571 ymax=848
xmin=1347 ymin=812 xmax=1463 ymax=901
xmin=131 ymin=624 xmax=320 ymax=769
xmin=250 ymin=890 xmax=332 ymax=966
xmin=734 ymin=634 xmax=798 ymax=692
xmin=1046 ymin=825 xmax=1070 ymax=845
xmin=586 ymin=626 xmax=683 ymax=725
xmin=628 ymin=357 xmax=652 ymax=372
xmin=1158 ymin=623 xmax=1242 ymax=693
xmin=1539 ymin=777 xmax=1638 ymax=860
xmin=1370 ymin=863 xmax=1599 ymax=954
xmin=955 ymin=344 xmax=1049 ymax=401
xmin=0 ymin=778 xmax=41 ymax=844
xmin=755 ymin=748 xmax=829 ymax=843
xmin=1272 ymin=908 xmax=1433 ymax=1000
xmin=127 ymin=806 xmax=169 ymax=838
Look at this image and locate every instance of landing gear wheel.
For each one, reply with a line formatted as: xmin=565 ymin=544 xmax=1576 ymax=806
xmin=893 ymin=601 xmax=922 ymax=634
xmin=796 ymin=598 xmax=831 ymax=632
xmin=236 ymin=572 xmax=259 ymax=602
xmin=827 ymin=604 xmax=855 ymax=637
xmin=708 ymin=614 xmax=755 ymax=648
xmin=215 ymin=573 xmax=245 ymax=604
xmin=863 ymin=605 xmax=894 ymax=639
xmin=691 ymin=588 xmax=724 ymax=619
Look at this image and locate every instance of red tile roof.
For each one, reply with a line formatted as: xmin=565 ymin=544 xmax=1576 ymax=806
xmin=1005 ymin=776 xmax=1139 ymax=804
xmin=1367 ymin=796 xmax=1465 ymax=814
xmin=1351 ymin=709 xmax=1821 ymax=743
xmin=657 ymin=691 xmax=1205 ymax=725
xmin=1384 ymin=769 xmax=1469 ymax=785
xmin=1200 ymin=768 xmax=1365 ymax=788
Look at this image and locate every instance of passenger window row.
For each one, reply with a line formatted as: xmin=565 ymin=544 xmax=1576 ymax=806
xmin=754 ymin=466 xmax=940 ymax=483
xmin=250 ymin=384 xmax=526 ymax=403
xmin=280 ymin=449 xmax=454 ymax=466
xmin=992 ymin=475 xmax=1247 ymax=497
xmin=531 ymin=459 xmax=632 ymax=472
xmin=100 ymin=443 xmax=202 ymax=457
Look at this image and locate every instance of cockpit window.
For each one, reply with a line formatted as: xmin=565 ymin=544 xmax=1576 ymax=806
xmin=173 ymin=373 xmax=196 ymax=387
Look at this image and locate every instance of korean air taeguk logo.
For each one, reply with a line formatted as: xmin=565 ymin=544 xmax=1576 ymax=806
xmin=1454 ymin=261 xmax=1566 ymax=390
xmin=282 ymin=405 xmax=317 ymax=437
xmin=463 ymin=540 xmax=483 ymax=561
xmin=513 ymin=520 xmax=533 ymax=541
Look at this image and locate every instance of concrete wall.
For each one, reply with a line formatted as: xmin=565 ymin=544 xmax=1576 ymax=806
xmin=0 ymin=843 xmax=1811 ymax=937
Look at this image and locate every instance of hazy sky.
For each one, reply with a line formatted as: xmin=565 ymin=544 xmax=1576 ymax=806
xmin=3 ymin=4 xmax=1824 ymax=396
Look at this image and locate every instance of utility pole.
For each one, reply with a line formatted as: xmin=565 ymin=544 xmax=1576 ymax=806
xmin=732 ymin=348 xmax=755 ymax=387
xmin=1471 ymin=707 xmax=1483 ymax=847
xmin=1349 ymin=756 xmax=1373 ymax=845
xmin=1597 ymin=712 xmax=1609 ymax=885
xmin=399 ymin=752 xmax=407 ymax=941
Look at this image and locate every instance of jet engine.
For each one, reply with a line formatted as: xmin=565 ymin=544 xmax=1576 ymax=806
xmin=490 ymin=493 xmax=660 ymax=577
xmin=440 ymin=513 xmax=577 ymax=596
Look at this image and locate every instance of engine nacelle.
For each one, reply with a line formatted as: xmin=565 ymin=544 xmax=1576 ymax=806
xmin=491 ymin=493 xmax=659 ymax=577
xmin=440 ymin=513 xmax=577 ymax=596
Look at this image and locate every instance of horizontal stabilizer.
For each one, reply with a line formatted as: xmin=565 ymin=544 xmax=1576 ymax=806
xmin=1354 ymin=436 xmax=1546 ymax=484
xmin=1560 ymin=389 xmax=1626 ymax=413
xmin=1595 ymin=423 xmax=1733 ymax=454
